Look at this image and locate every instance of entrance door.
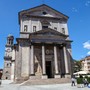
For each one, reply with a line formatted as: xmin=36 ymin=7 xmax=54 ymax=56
xmin=46 ymin=61 xmax=52 ymax=78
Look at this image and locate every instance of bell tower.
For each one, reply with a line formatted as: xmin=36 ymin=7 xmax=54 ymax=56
xmin=2 ymin=34 xmax=14 ymax=80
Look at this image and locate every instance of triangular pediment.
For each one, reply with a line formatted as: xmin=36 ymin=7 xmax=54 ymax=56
xmin=19 ymin=4 xmax=68 ymax=19
xmin=29 ymin=28 xmax=68 ymax=43
xmin=31 ymin=28 xmax=68 ymax=39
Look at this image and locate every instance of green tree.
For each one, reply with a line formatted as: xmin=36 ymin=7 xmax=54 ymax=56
xmin=73 ymin=60 xmax=82 ymax=73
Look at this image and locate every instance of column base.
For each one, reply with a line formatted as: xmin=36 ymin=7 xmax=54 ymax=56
xmin=29 ymin=74 xmax=35 ymax=79
xmin=65 ymin=74 xmax=71 ymax=78
xmin=42 ymin=74 xmax=47 ymax=79
xmin=54 ymin=74 xmax=60 ymax=78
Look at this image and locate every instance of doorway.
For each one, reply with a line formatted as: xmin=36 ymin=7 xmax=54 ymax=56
xmin=46 ymin=61 xmax=52 ymax=78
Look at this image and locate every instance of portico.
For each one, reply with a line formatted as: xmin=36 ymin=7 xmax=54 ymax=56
xmin=16 ymin=27 xmax=72 ymax=80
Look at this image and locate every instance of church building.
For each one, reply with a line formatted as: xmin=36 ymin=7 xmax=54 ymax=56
xmin=3 ymin=4 xmax=73 ymax=81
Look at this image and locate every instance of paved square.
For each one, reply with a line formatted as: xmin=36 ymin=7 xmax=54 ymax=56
xmin=0 ymin=83 xmax=90 ymax=90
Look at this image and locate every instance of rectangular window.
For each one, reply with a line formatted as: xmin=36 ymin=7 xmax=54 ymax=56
xmin=62 ymin=28 xmax=65 ymax=34
xmin=54 ymin=27 xmax=57 ymax=30
xmin=33 ymin=26 xmax=36 ymax=32
xmin=42 ymin=26 xmax=48 ymax=29
xmin=24 ymin=25 xmax=27 ymax=32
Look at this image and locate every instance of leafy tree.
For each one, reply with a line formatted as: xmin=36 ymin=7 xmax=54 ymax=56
xmin=73 ymin=60 xmax=82 ymax=73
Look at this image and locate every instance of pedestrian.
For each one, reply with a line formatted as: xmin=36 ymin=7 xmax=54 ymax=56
xmin=83 ymin=78 xmax=89 ymax=87
xmin=71 ymin=77 xmax=76 ymax=86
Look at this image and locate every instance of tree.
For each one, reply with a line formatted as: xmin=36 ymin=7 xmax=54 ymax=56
xmin=73 ymin=60 xmax=82 ymax=73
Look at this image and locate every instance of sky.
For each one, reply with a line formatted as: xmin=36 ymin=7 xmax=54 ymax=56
xmin=0 ymin=0 xmax=90 ymax=68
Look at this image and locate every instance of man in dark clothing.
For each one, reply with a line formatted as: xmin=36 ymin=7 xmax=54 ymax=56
xmin=83 ymin=78 xmax=89 ymax=86
xmin=71 ymin=77 xmax=76 ymax=86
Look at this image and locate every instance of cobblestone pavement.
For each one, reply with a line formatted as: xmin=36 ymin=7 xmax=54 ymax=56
xmin=0 ymin=83 xmax=90 ymax=90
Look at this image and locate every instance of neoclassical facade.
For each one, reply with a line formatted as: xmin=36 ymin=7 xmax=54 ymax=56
xmin=3 ymin=4 xmax=73 ymax=81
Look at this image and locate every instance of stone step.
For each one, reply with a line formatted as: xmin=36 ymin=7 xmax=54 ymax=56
xmin=22 ymin=78 xmax=71 ymax=85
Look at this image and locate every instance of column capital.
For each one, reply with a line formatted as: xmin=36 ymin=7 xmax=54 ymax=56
xmin=53 ymin=43 xmax=58 ymax=46
xmin=41 ymin=42 xmax=45 ymax=46
xmin=62 ymin=43 xmax=67 ymax=46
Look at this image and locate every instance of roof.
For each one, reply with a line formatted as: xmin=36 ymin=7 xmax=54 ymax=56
xmin=18 ymin=4 xmax=69 ymax=24
xmin=7 ymin=34 xmax=14 ymax=38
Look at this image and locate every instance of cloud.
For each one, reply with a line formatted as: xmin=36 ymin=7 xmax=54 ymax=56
xmin=87 ymin=51 xmax=90 ymax=55
xmin=72 ymin=7 xmax=78 ymax=12
xmin=85 ymin=0 xmax=90 ymax=7
xmin=83 ymin=41 xmax=90 ymax=49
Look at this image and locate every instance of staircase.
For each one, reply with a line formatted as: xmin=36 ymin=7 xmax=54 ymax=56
xmin=22 ymin=78 xmax=71 ymax=85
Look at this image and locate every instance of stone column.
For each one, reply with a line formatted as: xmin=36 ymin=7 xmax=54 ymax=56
xmin=30 ymin=45 xmax=35 ymax=75
xmin=29 ymin=45 xmax=35 ymax=78
xmin=54 ymin=46 xmax=60 ymax=78
xmin=42 ymin=45 xmax=47 ymax=79
xmin=63 ymin=45 xmax=71 ymax=78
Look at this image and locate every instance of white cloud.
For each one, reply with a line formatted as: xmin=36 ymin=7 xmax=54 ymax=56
xmin=72 ymin=7 xmax=78 ymax=12
xmin=87 ymin=51 xmax=90 ymax=55
xmin=83 ymin=41 xmax=90 ymax=49
xmin=85 ymin=1 xmax=90 ymax=7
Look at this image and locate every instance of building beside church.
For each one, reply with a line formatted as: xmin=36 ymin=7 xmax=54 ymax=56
xmin=81 ymin=56 xmax=90 ymax=73
xmin=3 ymin=4 xmax=73 ymax=81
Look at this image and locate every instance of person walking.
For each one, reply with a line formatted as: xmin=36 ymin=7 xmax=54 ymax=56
xmin=83 ymin=78 xmax=89 ymax=87
xmin=71 ymin=77 xmax=76 ymax=86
